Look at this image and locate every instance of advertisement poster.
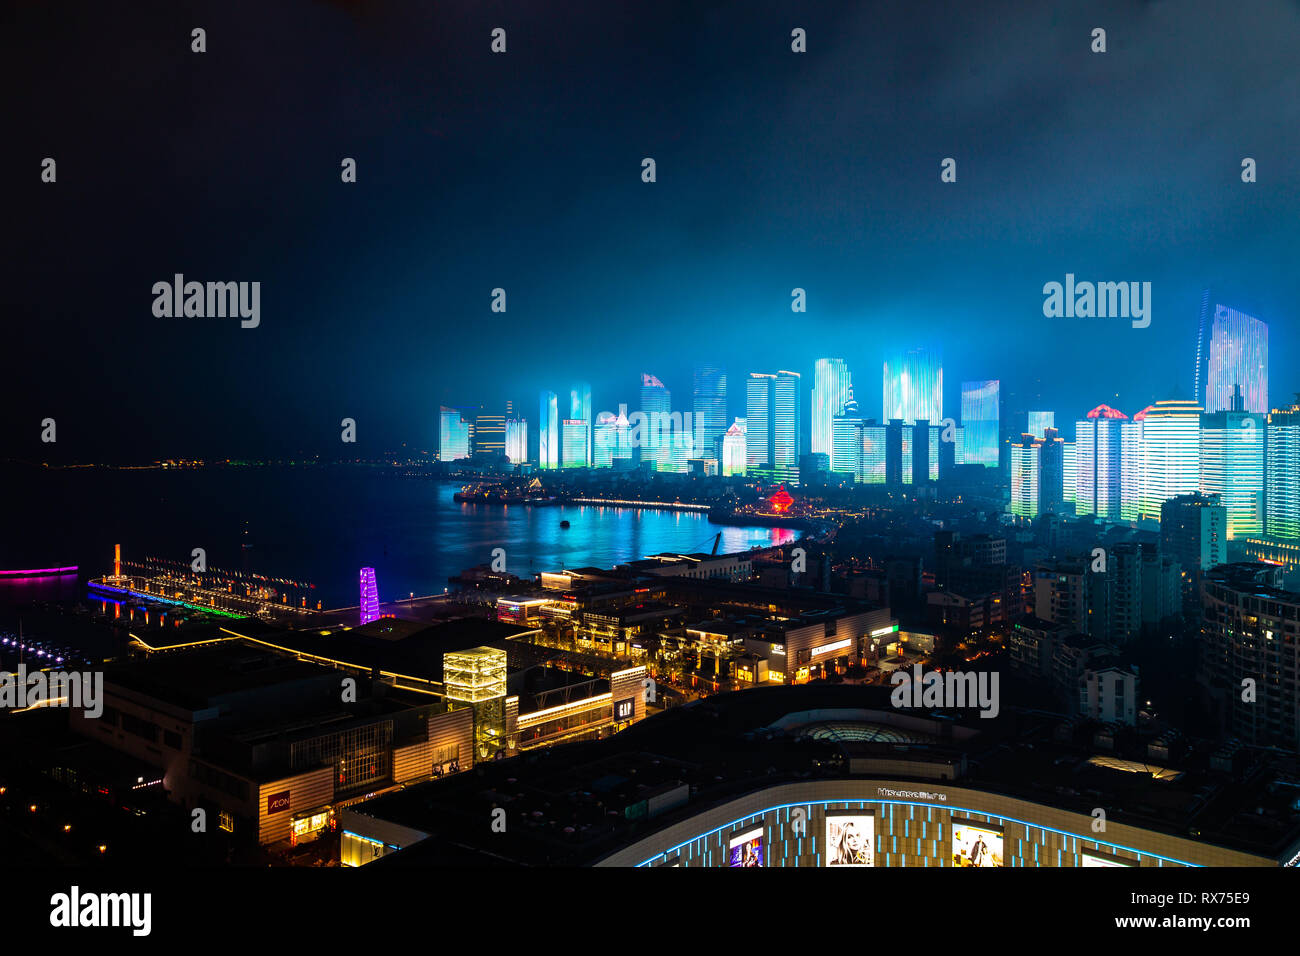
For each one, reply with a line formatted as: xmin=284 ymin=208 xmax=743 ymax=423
xmin=951 ymin=820 xmax=1004 ymax=867
xmin=728 ymin=827 xmax=765 ymax=867
xmin=825 ymin=813 xmax=876 ymax=866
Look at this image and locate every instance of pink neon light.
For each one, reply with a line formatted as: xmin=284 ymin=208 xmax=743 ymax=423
xmin=0 ymin=566 xmax=78 ymax=577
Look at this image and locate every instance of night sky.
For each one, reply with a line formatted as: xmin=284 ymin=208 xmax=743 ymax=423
xmin=8 ymin=0 xmax=1299 ymax=461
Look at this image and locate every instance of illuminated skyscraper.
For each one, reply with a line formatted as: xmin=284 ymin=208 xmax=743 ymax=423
xmin=746 ymin=374 xmax=773 ymax=473
xmin=569 ymin=382 xmax=593 ymax=467
xmin=692 ymin=365 xmax=727 ymax=461
xmin=722 ymin=418 xmax=747 ymax=477
xmin=473 ymin=411 xmax=506 ymax=456
xmin=773 ymin=370 xmax=801 ymax=482
xmin=1028 ymin=411 xmax=1054 ymax=438
xmin=1075 ymin=404 xmax=1127 ymax=519
xmin=640 ymin=373 xmax=671 ymax=471
xmin=812 ymin=358 xmax=852 ymax=458
xmin=439 ymin=406 xmax=471 ymax=461
xmin=1137 ymin=400 xmax=1202 ymax=520
xmin=1196 ymin=300 xmax=1268 ymax=414
xmin=538 ymin=390 xmax=559 ymax=470
xmin=831 ymin=386 xmax=863 ymax=478
xmin=1200 ymin=386 xmax=1264 ymax=538
xmin=960 ymin=380 xmax=999 ymax=468
xmin=1267 ymin=399 xmax=1300 ymax=540
xmin=861 ymin=423 xmax=887 ymax=484
xmin=561 ymin=419 xmax=588 ymax=468
xmin=504 ymin=417 xmax=528 ymax=464
xmin=746 ymin=371 xmax=800 ymax=482
xmin=359 ymin=567 xmax=379 ymax=625
xmin=884 ymin=348 xmax=942 ymax=425
xmin=1119 ymin=416 xmax=1145 ymax=522
xmin=1062 ymin=442 xmax=1076 ymax=506
xmin=1010 ymin=435 xmax=1040 ymax=518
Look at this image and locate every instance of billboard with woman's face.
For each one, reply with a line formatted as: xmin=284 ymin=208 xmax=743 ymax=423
xmin=825 ymin=813 xmax=876 ymax=866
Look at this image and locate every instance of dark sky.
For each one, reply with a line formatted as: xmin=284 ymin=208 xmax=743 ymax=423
xmin=7 ymin=0 xmax=1299 ymax=460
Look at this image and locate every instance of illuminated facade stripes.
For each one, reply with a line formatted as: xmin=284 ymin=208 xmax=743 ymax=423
xmin=504 ymin=418 xmax=528 ymax=464
xmin=538 ymin=391 xmax=559 ymax=470
xmin=745 ymin=371 xmax=800 ymax=482
xmin=1119 ymin=418 xmax=1145 ymax=522
xmin=773 ymin=371 xmax=801 ymax=482
xmin=561 ymin=419 xmax=588 ymax=469
xmin=1137 ymin=400 xmax=1202 ymax=520
xmin=1200 ymin=410 xmax=1264 ymax=538
xmin=722 ymin=418 xmax=747 ymax=476
xmin=692 ymin=365 xmax=727 ymax=462
xmin=640 ymin=373 xmax=672 ymax=471
xmin=861 ymin=424 xmax=887 ymax=483
xmin=1039 ymin=427 xmax=1064 ymax=514
xmin=1028 ymin=411 xmax=1054 ymax=438
xmin=1199 ymin=304 xmax=1268 ymax=414
xmin=746 ymin=374 xmax=773 ymax=471
xmin=812 ymin=358 xmax=852 ymax=458
xmin=359 ymin=567 xmax=379 ymax=625
xmin=473 ymin=413 xmax=506 ymax=455
xmin=832 ymin=415 xmax=863 ymax=478
xmin=884 ymin=348 xmax=943 ymax=425
xmin=1075 ymin=405 xmax=1127 ymax=519
xmin=1062 ymin=442 xmax=1076 ymax=505
xmin=1267 ymin=402 xmax=1300 ymax=540
xmin=593 ymin=411 xmax=632 ymax=468
xmin=438 ymin=406 xmax=471 ymax=461
xmin=1010 ymin=438 xmax=1040 ymax=518
xmin=570 ymin=382 xmax=593 ymax=467
xmin=960 ymin=380 xmax=999 ymax=468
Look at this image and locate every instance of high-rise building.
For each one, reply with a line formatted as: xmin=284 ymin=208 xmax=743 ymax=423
xmin=594 ymin=410 xmax=633 ymax=468
xmin=746 ymin=371 xmax=800 ymax=482
xmin=1119 ymin=416 xmax=1145 ymax=522
xmin=960 ymin=380 xmax=999 ymax=468
xmin=640 ymin=373 xmax=671 ymax=471
xmin=1200 ymin=563 xmax=1300 ymax=750
xmin=1196 ymin=300 xmax=1268 ymax=414
xmin=1010 ymin=435 xmax=1040 ymax=518
xmin=884 ymin=348 xmax=943 ymax=425
xmin=1200 ymin=385 xmax=1263 ymax=538
xmin=812 ymin=358 xmax=852 ymax=459
xmin=861 ymin=423 xmax=887 ymax=484
xmin=1075 ymin=404 xmax=1126 ymax=520
xmin=504 ymin=417 xmax=528 ymax=464
xmin=570 ymin=382 xmax=593 ymax=467
xmin=1160 ymin=493 xmax=1227 ymax=616
xmin=831 ymin=385 xmax=863 ymax=478
xmin=439 ymin=406 xmax=472 ymax=462
xmin=1267 ymin=398 xmax=1300 ymax=540
xmin=692 ymin=365 xmax=727 ymax=462
xmin=538 ymin=391 xmax=559 ymax=470
xmin=1136 ymin=399 xmax=1202 ymax=520
xmin=722 ymin=418 xmax=747 ymax=477
xmin=1062 ymin=442 xmax=1076 ymax=507
xmin=1039 ymin=427 xmax=1064 ymax=514
xmin=359 ymin=567 xmax=379 ymax=625
xmin=1028 ymin=411 xmax=1054 ymax=438
xmin=561 ymin=419 xmax=588 ymax=469
xmin=473 ymin=411 xmax=506 ymax=456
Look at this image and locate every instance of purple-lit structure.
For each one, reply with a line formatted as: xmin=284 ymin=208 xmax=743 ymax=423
xmin=359 ymin=567 xmax=379 ymax=624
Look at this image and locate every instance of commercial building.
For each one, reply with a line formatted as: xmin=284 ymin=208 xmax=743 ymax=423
xmin=883 ymin=348 xmax=943 ymax=425
xmin=1075 ymin=404 xmax=1126 ymax=520
xmin=1195 ymin=300 xmax=1268 ymax=415
xmin=438 ymin=406 xmax=472 ymax=461
xmin=538 ymin=390 xmax=559 ymax=469
xmin=1199 ymin=385 xmax=1263 ymax=538
xmin=812 ymin=358 xmax=852 ymax=460
xmin=746 ymin=371 xmax=801 ymax=483
xmin=1267 ymin=399 xmax=1300 ymax=540
xmin=1161 ymin=493 xmax=1228 ymax=616
xmin=692 ymin=365 xmax=727 ymax=462
xmin=960 ymin=379 xmax=999 ymax=468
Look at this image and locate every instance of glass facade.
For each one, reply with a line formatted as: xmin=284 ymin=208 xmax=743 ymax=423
xmin=960 ymin=380 xmax=999 ymax=468
xmin=884 ymin=348 xmax=943 ymax=425
xmin=538 ymin=390 xmax=559 ymax=469
xmin=812 ymin=358 xmax=851 ymax=458
xmin=438 ymin=406 xmax=471 ymax=461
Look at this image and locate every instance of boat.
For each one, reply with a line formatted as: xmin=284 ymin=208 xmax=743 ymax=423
xmin=559 ymin=520 xmax=571 ymax=529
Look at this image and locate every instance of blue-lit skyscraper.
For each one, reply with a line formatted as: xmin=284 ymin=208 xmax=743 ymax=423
xmin=538 ymin=390 xmax=559 ymax=469
xmin=692 ymin=365 xmax=727 ymax=462
xmin=1028 ymin=411 xmax=1054 ymax=438
xmin=1200 ymin=386 xmax=1263 ymax=538
xmin=812 ymin=358 xmax=852 ymax=459
xmin=1267 ymin=399 xmax=1300 ymax=540
xmin=1076 ymin=404 xmax=1127 ymax=519
xmin=1196 ymin=301 xmax=1268 ymax=414
xmin=640 ymin=373 xmax=672 ymax=471
xmin=960 ymin=380 xmax=999 ymax=468
xmin=746 ymin=371 xmax=800 ymax=482
xmin=359 ymin=567 xmax=379 ymax=625
xmin=570 ymin=382 xmax=593 ymax=467
xmin=439 ymin=406 xmax=472 ymax=462
xmin=884 ymin=348 xmax=942 ymax=425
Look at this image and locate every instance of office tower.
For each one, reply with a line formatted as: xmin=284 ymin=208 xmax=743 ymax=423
xmin=561 ymin=419 xmax=588 ymax=468
xmin=1137 ymin=399 xmax=1202 ymax=519
xmin=1119 ymin=415 xmax=1145 ymax=522
xmin=831 ymin=385 xmax=863 ymax=478
xmin=538 ymin=390 xmax=559 ymax=469
xmin=746 ymin=371 xmax=800 ymax=482
xmin=1010 ymin=435 xmax=1040 ymax=518
xmin=1161 ymin=493 xmax=1227 ymax=615
xmin=474 ymin=411 xmax=506 ymax=456
xmin=884 ymin=348 xmax=943 ymax=425
xmin=912 ymin=420 xmax=932 ymax=483
xmin=1028 ymin=411 xmax=1054 ymax=438
xmin=1200 ymin=386 xmax=1264 ymax=538
xmin=570 ymin=382 xmax=593 ymax=467
xmin=593 ymin=411 xmax=614 ymax=467
xmin=438 ymin=406 xmax=472 ymax=461
xmin=1267 ymin=399 xmax=1300 ymax=540
xmin=812 ymin=358 xmax=852 ymax=458
xmin=885 ymin=419 xmax=905 ymax=486
xmin=1075 ymin=404 xmax=1126 ymax=519
xmin=504 ymin=417 xmax=528 ymax=464
xmin=640 ymin=373 xmax=671 ymax=471
xmin=960 ymin=380 xmax=999 ymax=468
xmin=1039 ymin=427 xmax=1064 ymax=514
xmin=1062 ymin=442 xmax=1076 ymax=507
xmin=861 ymin=423 xmax=887 ymax=483
xmin=692 ymin=365 xmax=727 ymax=461
xmin=722 ymin=418 xmax=747 ymax=477
xmin=359 ymin=567 xmax=379 ymax=625
xmin=1195 ymin=302 xmax=1268 ymax=414
xmin=1200 ymin=563 xmax=1300 ymax=750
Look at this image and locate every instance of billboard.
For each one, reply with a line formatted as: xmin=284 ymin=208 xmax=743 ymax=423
xmin=1081 ymin=852 xmax=1134 ymax=868
xmin=951 ymin=819 xmax=1003 ymax=867
xmin=614 ymin=697 xmax=635 ymax=721
xmin=728 ymin=827 xmax=764 ymax=867
xmin=825 ymin=813 xmax=875 ymax=866
xmin=266 ymin=791 xmax=291 ymax=815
